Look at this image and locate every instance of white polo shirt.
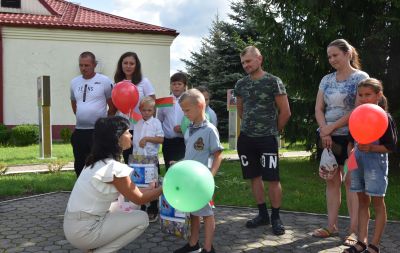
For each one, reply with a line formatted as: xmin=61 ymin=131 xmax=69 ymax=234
xmin=156 ymin=95 xmax=184 ymax=138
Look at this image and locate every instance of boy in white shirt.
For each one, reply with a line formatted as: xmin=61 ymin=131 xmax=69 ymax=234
xmin=157 ymin=72 xmax=187 ymax=170
xmin=132 ymin=96 xmax=164 ymax=222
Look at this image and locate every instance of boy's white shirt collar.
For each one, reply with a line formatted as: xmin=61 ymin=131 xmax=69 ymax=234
xmin=173 ymin=94 xmax=183 ymax=100
xmin=142 ymin=116 xmax=154 ymax=124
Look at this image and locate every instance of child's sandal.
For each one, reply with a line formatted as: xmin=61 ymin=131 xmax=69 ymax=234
xmin=365 ymin=244 xmax=380 ymax=253
xmin=342 ymin=240 xmax=367 ymax=253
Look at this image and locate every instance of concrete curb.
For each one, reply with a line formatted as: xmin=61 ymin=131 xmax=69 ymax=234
xmin=3 ymin=151 xmax=311 ymax=175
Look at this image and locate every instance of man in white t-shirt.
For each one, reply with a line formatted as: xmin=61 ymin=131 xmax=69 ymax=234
xmin=70 ymin=52 xmax=116 ymax=177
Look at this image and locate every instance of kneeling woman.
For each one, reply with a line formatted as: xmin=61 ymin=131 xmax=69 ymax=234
xmin=64 ymin=116 xmax=162 ymax=252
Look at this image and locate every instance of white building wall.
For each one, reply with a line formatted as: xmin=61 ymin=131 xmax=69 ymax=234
xmin=2 ymin=26 xmax=175 ymax=126
xmin=0 ymin=0 xmax=51 ymax=15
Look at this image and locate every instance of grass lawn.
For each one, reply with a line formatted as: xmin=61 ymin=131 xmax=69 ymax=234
xmin=1 ymin=158 xmax=399 ymax=220
xmin=0 ymin=141 xmax=304 ymax=166
xmin=0 ymin=143 xmax=237 ymax=166
xmin=0 ymin=143 xmax=73 ymax=166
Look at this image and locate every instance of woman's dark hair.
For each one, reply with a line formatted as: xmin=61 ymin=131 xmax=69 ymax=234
xmin=328 ymin=39 xmax=361 ymax=70
xmin=85 ymin=116 xmax=130 ymax=167
xmin=114 ymin=52 xmax=142 ymax=85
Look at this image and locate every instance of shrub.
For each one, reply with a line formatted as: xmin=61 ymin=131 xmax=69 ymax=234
xmin=47 ymin=160 xmax=67 ymax=173
xmin=10 ymin=124 xmax=39 ymax=146
xmin=60 ymin=127 xmax=72 ymax=143
xmin=0 ymin=124 xmax=11 ymax=145
xmin=0 ymin=163 xmax=7 ymax=175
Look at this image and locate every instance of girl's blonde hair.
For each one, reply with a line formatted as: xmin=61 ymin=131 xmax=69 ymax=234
xmin=357 ymin=78 xmax=388 ymax=111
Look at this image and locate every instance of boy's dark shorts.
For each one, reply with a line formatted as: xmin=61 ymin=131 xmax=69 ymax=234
xmin=237 ymin=133 xmax=280 ymax=181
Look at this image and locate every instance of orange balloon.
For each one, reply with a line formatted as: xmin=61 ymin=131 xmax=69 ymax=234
xmin=111 ymin=80 xmax=139 ymax=114
xmin=349 ymin=104 xmax=388 ymax=144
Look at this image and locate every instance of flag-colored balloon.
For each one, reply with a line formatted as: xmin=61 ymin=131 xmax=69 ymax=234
xmin=347 ymin=150 xmax=358 ymax=171
xmin=111 ymin=80 xmax=139 ymax=114
xmin=349 ymin=104 xmax=388 ymax=144
xmin=163 ymin=160 xmax=214 ymax=212
xmin=180 ymin=116 xmax=191 ymax=135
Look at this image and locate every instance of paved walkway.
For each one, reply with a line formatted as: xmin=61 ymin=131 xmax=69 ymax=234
xmin=1 ymin=192 xmax=399 ymax=253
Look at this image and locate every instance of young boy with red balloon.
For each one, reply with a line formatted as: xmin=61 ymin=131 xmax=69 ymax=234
xmin=344 ymin=78 xmax=398 ymax=253
xmin=173 ymin=89 xmax=223 ymax=253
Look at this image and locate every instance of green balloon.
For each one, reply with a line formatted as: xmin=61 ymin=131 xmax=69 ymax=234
xmin=163 ymin=160 xmax=215 ymax=212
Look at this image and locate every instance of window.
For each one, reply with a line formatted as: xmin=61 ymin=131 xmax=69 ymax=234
xmin=1 ymin=0 xmax=21 ymax=8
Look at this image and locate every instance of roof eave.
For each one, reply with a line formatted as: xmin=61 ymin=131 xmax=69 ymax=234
xmin=0 ymin=23 xmax=179 ymax=37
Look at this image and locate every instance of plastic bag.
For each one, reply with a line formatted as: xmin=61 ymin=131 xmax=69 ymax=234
xmin=109 ymin=194 xmax=140 ymax=213
xmin=319 ymin=148 xmax=338 ymax=180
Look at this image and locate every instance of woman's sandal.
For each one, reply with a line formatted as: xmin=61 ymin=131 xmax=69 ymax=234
xmin=343 ymin=232 xmax=358 ymax=246
xmin=312 ymin=227 xmax=339 ymax=238
xmin=342 ymin=240 xmax=367 ymax=253
xmin=365 ymin=244 xmax=380 ymax=253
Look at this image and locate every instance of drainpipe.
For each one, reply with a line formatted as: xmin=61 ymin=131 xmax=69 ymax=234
xmin=0 ymin=26 xmax=3 ymax=124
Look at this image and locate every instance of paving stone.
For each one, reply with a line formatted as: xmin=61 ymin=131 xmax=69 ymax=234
xmin=1 ymin=192 xmax=399 ymax=253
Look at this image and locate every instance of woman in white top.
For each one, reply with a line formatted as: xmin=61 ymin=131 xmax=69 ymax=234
xmin=113 ymin=52 xmax=156 ymax=164
xmin=63 ymin=116 xmax=162 ymax=252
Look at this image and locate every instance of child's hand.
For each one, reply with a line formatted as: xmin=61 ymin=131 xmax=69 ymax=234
xmin=139 ymin=137 xmax=147 ymax=148
xmin=358 ymin=144 xmax=372 ymax=152
xmin=169 ymin=160 xmax=176 ymax=166
xmin=173 ymin=125 xmax=181 ymax=133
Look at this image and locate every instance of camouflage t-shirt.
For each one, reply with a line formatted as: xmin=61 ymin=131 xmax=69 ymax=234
xmin=234 ymin=72 xmax=287 ymax=137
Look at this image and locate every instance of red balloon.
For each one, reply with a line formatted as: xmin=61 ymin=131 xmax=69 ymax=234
xmin=349 ymin=104 xmax=388 ymax=144
xmin=111 ymin=80 xmax=139 ymax=114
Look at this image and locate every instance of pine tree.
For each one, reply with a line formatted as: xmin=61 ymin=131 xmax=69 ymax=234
xmin=183 ymin=15 xmax=247 ymax=138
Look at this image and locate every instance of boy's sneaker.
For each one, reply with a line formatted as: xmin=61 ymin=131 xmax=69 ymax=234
xmin=173 ymin=242 xmax=201 ymax=253
xmin=271 ymin=218 xmax=285 ymax=235
xmin=200 ymin=246 xmax=215 ymax=253
xmin=245 ymin=214 xmax=270 ymax=228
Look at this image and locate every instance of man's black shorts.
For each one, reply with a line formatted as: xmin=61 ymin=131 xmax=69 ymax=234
xmin=237 ymin=133 xmax=280 ymax=181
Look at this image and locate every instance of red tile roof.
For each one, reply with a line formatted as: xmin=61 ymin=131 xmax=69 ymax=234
xmin=0 ymin=0 xmax=178 ymax=36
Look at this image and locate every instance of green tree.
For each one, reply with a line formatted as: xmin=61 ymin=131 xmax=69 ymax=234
xmin=183 ymin=15 xmax=246 ymax=138
xmin=232 ymin=0 xmax=400 ymax=151
xmin=183 ymin=0 xmax=400 ymax=168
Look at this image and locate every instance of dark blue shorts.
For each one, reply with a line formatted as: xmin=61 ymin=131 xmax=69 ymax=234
xmin=237 ymin=133 xmax=280 ymax=181
xmin=351 ymin=150 xmax=388 ymax=196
